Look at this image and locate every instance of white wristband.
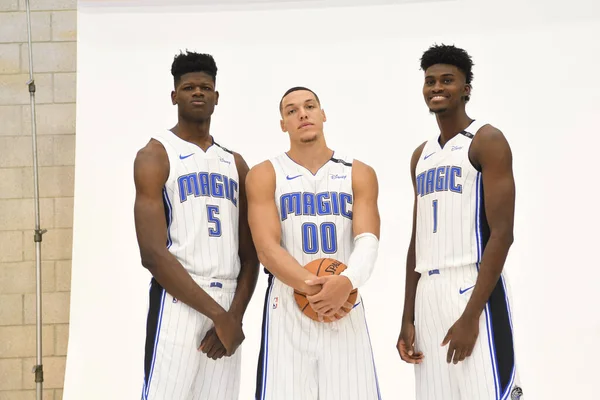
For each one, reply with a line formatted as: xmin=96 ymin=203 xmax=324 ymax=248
xmin=341 ymin=232 xmax=379 ymax=289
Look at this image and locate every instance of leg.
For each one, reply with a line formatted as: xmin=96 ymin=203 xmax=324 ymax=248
xmin=457 ymin=273 xmax=524 ymax=400
xmin=143 ymin=279 xmax=203 ymax=400
xmin=255 ymin=276 xmax=319 ymax=400
xmin=190 ymin=288 xmax=241 ymax=400
xmin=143 ymin=279 xmax=241 ymax=400
xmin=318 ymin=299 xmax=381 ymax=400
xmin=414 ymin=271 xmax=459 ymax=400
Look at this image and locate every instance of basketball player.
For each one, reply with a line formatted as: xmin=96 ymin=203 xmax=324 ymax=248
xmin=133 ymin=51 xmax=259 ymax=400
xmin=396 ymin=44 xmax=524 ymax=400
xmin=247 ymin=87 xmax=382 ymax=400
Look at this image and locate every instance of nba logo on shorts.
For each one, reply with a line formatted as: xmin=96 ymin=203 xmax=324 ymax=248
xmin=272 ymin=297 xmax=279 ymax=309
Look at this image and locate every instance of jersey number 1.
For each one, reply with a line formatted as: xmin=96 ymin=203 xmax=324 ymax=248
xmin=432 ymin=200 xmax=438 ymax=233
xmin=302 ymin=222 xmax=337 ymax=254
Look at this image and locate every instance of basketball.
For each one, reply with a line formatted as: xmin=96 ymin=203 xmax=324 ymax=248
xmin=294 ymin=258 xmax=358 ymax=323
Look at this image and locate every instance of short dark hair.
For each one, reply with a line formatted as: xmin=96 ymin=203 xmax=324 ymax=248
xmin=420 ymin=44 xmax=474 ymax=101
xmin=171 ymin=51 xmax=217 ymax=86
xmin=279 ymin=86 xmax=321 ymax=113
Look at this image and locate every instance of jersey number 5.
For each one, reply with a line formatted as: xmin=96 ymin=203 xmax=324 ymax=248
xmin=302 ymin=222 xmax=337 ymax=254
xmin=207 ymin=205 xmax=221 ymax=237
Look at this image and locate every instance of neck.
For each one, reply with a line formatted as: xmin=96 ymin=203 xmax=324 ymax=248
xmin=287 ymin=137 xmax=333 ymax=174
xmin=435 ymin=107 xmax=473 ymax=146
xmin=171 ymin=117 xmax=213 ymax=151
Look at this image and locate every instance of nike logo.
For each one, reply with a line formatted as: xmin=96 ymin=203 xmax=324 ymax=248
xmin=179 ymin=153 xmax=194 ymax=160
xmin=459 ymin=285 xmax=475 ymax=294
xmin=286 ymin=174 xmax=302 ymax=180
xmin=424 ymin=152 xmax=436 ymax=160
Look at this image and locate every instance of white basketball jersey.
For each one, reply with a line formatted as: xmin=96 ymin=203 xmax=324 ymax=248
xmin=415 ymin=120 xmax=488 ymax=273
xmin=270 ymin=152 xmax=354 ymax=266
xmin=152 ymin=131 xmax=240 ymax=280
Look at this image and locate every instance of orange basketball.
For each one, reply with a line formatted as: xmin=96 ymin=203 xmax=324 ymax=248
xmin=294 ymin=258 xmax=358 ymax=323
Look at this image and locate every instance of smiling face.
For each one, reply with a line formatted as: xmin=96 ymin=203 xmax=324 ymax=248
xmin=171 ymin=71 xmax=219 ymax=122
xmin=423 ymin=64 xmax=471 ymax=114
xmin=280 ymin=89 xmax=327 ymax=144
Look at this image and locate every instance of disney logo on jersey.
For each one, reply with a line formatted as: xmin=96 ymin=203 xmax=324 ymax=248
xmin=330 ymin=174 xmax=347 ymax=180
xmin=177 ymin=172 xmax=239 ymax=206
xmin=219 ymin=156 xmax=231 ymax=165
xmin=416 ymin=165 xmax=463 ymax=197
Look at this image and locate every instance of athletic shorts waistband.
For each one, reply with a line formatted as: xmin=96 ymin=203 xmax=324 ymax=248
xmin=192 ymin=275 xmax=237 ymax=292
xmin=419 ymin=264 xmax=478 ymax=278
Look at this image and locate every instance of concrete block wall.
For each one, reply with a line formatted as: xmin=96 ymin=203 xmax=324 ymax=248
xmin=0 ymin=0 xmax=76 ymax=399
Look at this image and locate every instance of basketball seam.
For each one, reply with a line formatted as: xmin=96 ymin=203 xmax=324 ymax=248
xmin=316 ymin=258 xmax=326 ymax=275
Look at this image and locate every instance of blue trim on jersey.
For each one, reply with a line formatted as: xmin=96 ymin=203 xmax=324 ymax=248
xmin=141 ymin=280 xmax=153 ymax=399
xmin=476 ymin=172 xmax=518 ymax=400
xmin=162 ymin=187 xmax=173 ymax=248
xmin=284 ymin=151 xmax=337 ymax=176
xmin=499 ymin=274 xmax=517 ymax=400
xmin=482 ymin=292 xmax=501 ymax=399
xmin=144 ymin=289 xmax=166 ymax=399
xmin=141 ymin=281 xmax=153 ymax=400
xmin=258 ymin=278 xmax=275 ymax=400
xmin=476 ymin=173 xmax=501 ymax=399
xmin=475 ymin=173 xmax=483 ymax=263
xmin=360 ymin=301 xmax=382 ymax=400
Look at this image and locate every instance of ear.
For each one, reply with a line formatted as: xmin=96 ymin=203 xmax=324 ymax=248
xmin=215 ymin=91 xmax=220 ymax=106
xmin=464 ymin=84 xmax=472 ymax=98
xmin=280 ymin=119 xmax=286 ymax=133
xmin=171 ymin=90 xmax=177 ymax=105
xmin=321 ymin=109 xmax=327 ymax=123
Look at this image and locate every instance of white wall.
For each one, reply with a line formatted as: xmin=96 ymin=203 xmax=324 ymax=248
xmin=66 ymin=0 xmax=600 ymax=398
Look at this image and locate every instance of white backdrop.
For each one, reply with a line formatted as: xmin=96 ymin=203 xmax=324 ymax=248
xmin=66 ymin=0 xmax=600 ymax=399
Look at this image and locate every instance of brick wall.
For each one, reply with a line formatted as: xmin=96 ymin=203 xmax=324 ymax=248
xmin=0 ymin=0 xmax=76 ymax=399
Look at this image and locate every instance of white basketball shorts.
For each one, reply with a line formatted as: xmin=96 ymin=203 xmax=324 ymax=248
xmin=414 ymin=264 xmax=524 ymax=400
xmin=142 ymin=276 xmax=241 ymax=400
xmin=255 ymin=274 xmax=381 ymax=400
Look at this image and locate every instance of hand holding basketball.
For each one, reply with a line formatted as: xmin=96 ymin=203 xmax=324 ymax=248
xmin=293 ymin=258 xmax=358 ymax=323
xmin=306 ymin=275 xmax=354 ymax=317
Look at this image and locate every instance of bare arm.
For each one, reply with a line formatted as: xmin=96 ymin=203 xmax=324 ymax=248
xmin=133 ymin=141 xmax=226 ymax=321
xmin=351 ymin=160 xmax=381 ymax=238
xmin=246 ymin=161 xmax=319 ymax=295
xmin=462 ymin=126 xmax=515 ymax=320
xmin=397 ymin=142 xmax=426 ymax=364
xmin=401 ymin=143 xmax=426 ymax=325
xmin=228 ymin=152 xmax=260 ymax=322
